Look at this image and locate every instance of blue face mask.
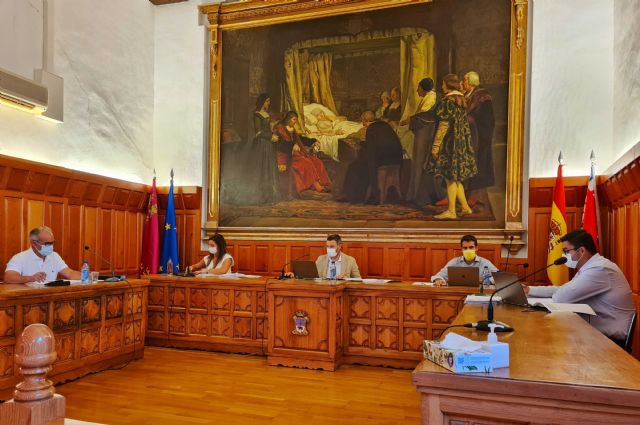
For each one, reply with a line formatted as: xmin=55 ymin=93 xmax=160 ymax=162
xmin=39 ymin=244 xmax=54 ymax=257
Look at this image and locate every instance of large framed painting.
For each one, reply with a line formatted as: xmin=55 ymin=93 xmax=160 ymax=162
xmin=200 ymin=0 xmax=528 ymax=243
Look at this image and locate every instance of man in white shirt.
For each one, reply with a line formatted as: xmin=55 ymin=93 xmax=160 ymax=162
xmin=432 ymin=234 xmax=498 ymax=285
xmin=315 ymin=234 xmax=361 ymax=279
xmin=4 ymin=226 xmax=81 ymax=284
xmin=525 ymin=229 xmax=635 ymax=343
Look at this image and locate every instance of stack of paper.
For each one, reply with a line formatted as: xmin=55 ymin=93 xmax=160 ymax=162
xmin=465 ymin=295 xmax=502 ymax=304
xmin=527 ymin=298 xmax=596 ymax=315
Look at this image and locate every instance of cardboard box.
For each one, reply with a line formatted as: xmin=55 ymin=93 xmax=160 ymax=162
xmin=423 ymin=340 xmax=493 ymax=373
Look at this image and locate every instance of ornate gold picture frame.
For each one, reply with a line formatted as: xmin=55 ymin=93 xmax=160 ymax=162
xmin=199 ymin=0 xmax=528 ymax=246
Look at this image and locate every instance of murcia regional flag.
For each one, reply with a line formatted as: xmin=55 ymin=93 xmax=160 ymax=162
xmin=547 ymin=161 xmax=569 ymax=285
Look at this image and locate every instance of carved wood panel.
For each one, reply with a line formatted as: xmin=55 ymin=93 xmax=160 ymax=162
xmin=189 ymin=313 xmax=209 ymax=335
xmin=234 ymin=290 xmax=252 ymax=312
xmin=233 ymin=317 xmax=252 ymax=339
xmin=53 ymin=300 xmax=77 ymax=331
xmin=189 ymin=288 xmax=209 ymax=310
xmin=432 ymin=299 xmax=460 ymax=325
xmin=125 ymin=320 xmax=143 ymax=345
xmin=256 ymin=291 xmax=267 ymax=313
xmin=0 ymin=306 xmax=15 ymax=337
xmin=256 ymin=317 xmax=268 ymax=339
xmin=54 ymin=332 xmax=75 ymax=363
xmin=81 ymin=297 xmax=101 ymax=324
xmin=350 ymin=296 xmax=370 ymax=319
xmin=80 ymin=328 xmax=100 ymax=357
xmin=0 ymin=345 xmax=14 ymax=377
xmin=375 ymin=326 xmax=398 ymax=350
xmin=23 ymin=303 xmax=49 ymax=326
xmin=403 ymin=327 xmax=426 ymax=352
xmin=148 ymin=286 xmax=165 ymax=307
xmin=403 ymin=298 xmax=426 ymax=323
xmin=349 ymin=324 xmax=370 ymax=348
xmin=168 ymin=288 xmax=186 ymax=308
xmin=103 ymin=323 xmax=123 ymax=352
xmin=376 ymin=297 xmax=398 ymax=321
xmin=169 ymin=312 xmax=186 ymax=334
xmin=444 ymin=414 xmax=528 ymax=425
xmin=212 ymin=289 xmax=231 ymax=311
xmin=147 ymin=311 xmax=166 ymax=332
xmin=211 ymin=314 xmax=231 ymax=337
xmin=272 ymin=296 xmax=331 ymax=351
xmin=106 ymin=294 xmax=123 ymax=319
xmin=127 ymin=291 xmax=144 ymax=315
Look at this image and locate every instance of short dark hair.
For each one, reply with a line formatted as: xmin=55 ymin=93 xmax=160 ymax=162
xmin=327 ymin=234 xmax=342 ymax=244
xmin=283 ymin=111 xmax=298 ymax=125
xmin=209 ymin=234 xmax=227 ymax=258
xmin=443 ymin=74 xmax=460 ymax=91
xmin=460 ymin=234 xmax=478 ymax=247
xmin=560 ymin=230 xmax=597 ymax=254
xmin=419 ymin=77 xmax=434 ymax=92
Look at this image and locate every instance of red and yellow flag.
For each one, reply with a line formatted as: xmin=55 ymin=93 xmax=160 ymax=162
xmin=547 ymin=162 xmax=569 ymax=285
xmin=140 ymin=176 xmax=160 ymax=275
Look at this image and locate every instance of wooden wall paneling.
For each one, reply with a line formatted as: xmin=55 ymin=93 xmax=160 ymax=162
xmin=254 ymin=244 xmax=269 ymax=274
xmin=26 ymin=199 xmax=44 ymax=239
xmin=271 ymin=245 xmax=287 ymax=274
xmin=3 ymin=196 xmax=24 ymax=271
xmin=100 ymin=210 xmax=113 ymax=274
xmin=45 ymin=200 xmax=66 ymax=257
xmin=81 ymin=206 xmax=98 ymax=271
xmin=114 ymin=210 xmax=126 ymax=272
xmin=66 ymin=205 xmax=83 ymax=271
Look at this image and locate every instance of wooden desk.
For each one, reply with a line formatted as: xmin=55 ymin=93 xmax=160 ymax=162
xmin=145 ymin=275 xmax=268 ymax=354
xmin=412 ymin=304 xmax=640 ymax=424
xmin=0 ymin=279 xmax=148 ymax=400
xmin=146 ymin=275 xmax=474 ymax=370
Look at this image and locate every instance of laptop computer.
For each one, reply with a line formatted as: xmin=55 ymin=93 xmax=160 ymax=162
xmin=447 ymin=266 xmax=480 ymax=286
xmin=492 ymin=271 xmax=528 ymax=305
xmin=291 ymin=260 xmax=319 ymax=279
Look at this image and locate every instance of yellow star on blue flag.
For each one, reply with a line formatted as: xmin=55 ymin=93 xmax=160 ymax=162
xmin=160 ymin=170 xmax=179 ymax=273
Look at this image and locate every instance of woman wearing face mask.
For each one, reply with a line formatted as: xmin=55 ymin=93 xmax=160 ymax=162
xmin=189 ymin=234 xmax=234 ymax=275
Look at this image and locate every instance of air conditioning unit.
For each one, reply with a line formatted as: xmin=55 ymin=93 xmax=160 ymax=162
xmin=0 ymin=67 xmax=48 ymax=114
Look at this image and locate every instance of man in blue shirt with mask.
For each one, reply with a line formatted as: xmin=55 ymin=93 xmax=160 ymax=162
xmin=4 ymin=226 xmax=81 ymax=284
xmin=431 ymin=234 xmax=498 ymax=285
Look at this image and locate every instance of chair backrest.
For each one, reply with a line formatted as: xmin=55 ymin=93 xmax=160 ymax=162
xmin=624 ymin=311 xmax=637 ymax=353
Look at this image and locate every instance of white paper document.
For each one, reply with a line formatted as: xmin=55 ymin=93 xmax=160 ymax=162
xmin=465 ymin=295 xmax=502 ymax=304
xmin=527 ymin=298 xmax=596 ymax=315
xmin=345 ymin=278 xmax=391 ymax=284
xmin=196 ymin=272 xmax=261 ymax=279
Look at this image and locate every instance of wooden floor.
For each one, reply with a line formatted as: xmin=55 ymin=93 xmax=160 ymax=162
xmin=56 ymin=347 xmax=421 ymax=425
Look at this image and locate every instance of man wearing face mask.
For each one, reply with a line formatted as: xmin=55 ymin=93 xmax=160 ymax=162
xmin=525 ymin=229 xmax=634 ymax=344
xmin=315 ymin=234 xmax=361 ymax=279
xmin=431 ymin=234 xmax=498 ymax=285
xmin=3 ymin=226 xmax=81 ymax=284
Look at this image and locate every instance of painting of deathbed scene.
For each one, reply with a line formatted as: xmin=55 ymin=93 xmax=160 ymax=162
xmin=218 ymin=0 xmax=511 ymax=229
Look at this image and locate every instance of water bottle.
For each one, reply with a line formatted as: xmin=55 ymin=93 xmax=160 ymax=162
xmin=482 ymin=266 xmax=492 ymax=289
xmin=166 ymin=258 xmax=174 ymax=275
xmin=81 ymin=260 xmax=90 ymax=284
xmin=329 ymin=261 xmax=337 ymax=281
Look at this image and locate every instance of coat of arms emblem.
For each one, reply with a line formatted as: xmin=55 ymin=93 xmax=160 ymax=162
xmin=292 ymin=311 xmax=309 ymax=336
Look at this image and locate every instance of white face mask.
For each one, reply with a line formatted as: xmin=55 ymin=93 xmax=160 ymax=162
xmin=327 ymin=248 xmax=337 ymax=258
xmin=564 ymin=251 xmax=582 ymax=269
xmin=208 ymin=246 xmax=218 ymax=255
xmin=39 ymin=244 xmax=54 ymax=257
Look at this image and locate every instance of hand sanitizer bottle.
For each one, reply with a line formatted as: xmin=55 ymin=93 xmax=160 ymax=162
xmin=482 ymin=323 xmax=510 ymax=368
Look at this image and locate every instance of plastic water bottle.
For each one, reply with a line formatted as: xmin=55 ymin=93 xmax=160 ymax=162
xmin=482 ymin=266 xmax=492 ymax=289
xmin=81 ymin=260 xmax=90 ymax=284
xmin=329 ymin=261 xmax=337 ymax=281
xmin=166 ymin=258 xmax=174 ymax=275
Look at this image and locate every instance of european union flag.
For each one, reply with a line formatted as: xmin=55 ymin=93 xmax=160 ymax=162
xmin=160 ymin=170 xmax=179 ymax=273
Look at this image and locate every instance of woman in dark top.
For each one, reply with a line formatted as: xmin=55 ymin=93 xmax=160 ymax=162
xmin=252 ymin=93 xmax=279 ymax=204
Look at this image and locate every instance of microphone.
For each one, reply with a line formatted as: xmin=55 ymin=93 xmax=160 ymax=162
xmin=84 ymin=245 xmax=122 ymax=282
xmin=277 ymin=253 xmax=309 ymax=280
xmin=504 ymin=235 xmax=514 ymax=271
xmin=468 ymin=257 xmax=568 ymax=332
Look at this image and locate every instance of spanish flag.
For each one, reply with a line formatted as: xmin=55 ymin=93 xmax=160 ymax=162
xmin=547 ymin=159 xmax=569 ymax=285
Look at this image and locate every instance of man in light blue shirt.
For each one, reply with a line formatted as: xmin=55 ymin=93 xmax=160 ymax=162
xmin=525 ymin=229 xmax=634 ymax=342
xmin=431 ymin=234 xmax=498 ymax=284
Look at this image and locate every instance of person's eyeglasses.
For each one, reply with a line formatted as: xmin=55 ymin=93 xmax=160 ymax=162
xmin=562 ymin=247 xmax=577 ymax=254
xmin=36 ymin=240 xmax=55 ymax=246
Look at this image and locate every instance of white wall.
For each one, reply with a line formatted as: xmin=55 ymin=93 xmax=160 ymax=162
xmin=613 ymin=0 xmax=640 ymax=162
xmin=0 ymin=0 xmax=155 ymax=183
xmin=528 ymin=0 xmax=614 ymax=177
xmin=153 ymin=0 xmax=207 ymax=187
